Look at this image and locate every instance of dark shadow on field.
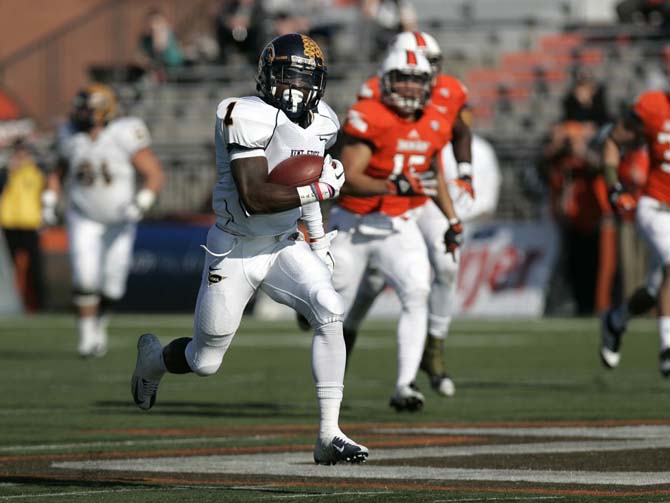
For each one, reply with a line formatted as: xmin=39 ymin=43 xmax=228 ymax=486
xmin=94 ymin=400 xmax=312 ymax=418
xmin=0 ymin=475 xmax=154 ymax=489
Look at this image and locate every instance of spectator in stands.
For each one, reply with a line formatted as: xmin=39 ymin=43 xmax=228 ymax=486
xmin=215 ymin=0 xmax=263 ymax=65
xmin=263 ymin=0 xmax=312 ymax=38
xmin=616 ymin=0 xmax=670 ymax=28
xmin=361 ymin=0 xmax=418 ymax=61
xmin=0 ymin=138 xmax=46 ymax=311
xmin=138 ymin=7 xmax=184 ymax=82
xmin=561 ymin=68 xmax=610 ymax=126
xmin=541 ymin=120 xmax=610 ymax=315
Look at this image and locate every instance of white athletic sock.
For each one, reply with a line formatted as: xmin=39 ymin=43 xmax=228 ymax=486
xmin=312 ymin=322 xmax=345 ymax=438
xmin=397 ymin=293 xmax=428 ymax=388
xmin=97 ymin=314 xmax=110 ymax=347
xmin=659 ymin=317 xmax=670 ymax=352
xmin=428 ymin=275 xmax=456 ymax=339
xmin=77 ymin=316 xmax=97 ymax=353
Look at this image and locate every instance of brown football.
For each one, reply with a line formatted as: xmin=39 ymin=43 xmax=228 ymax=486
xmin=268 ymin=154 xmax=323 ymax=187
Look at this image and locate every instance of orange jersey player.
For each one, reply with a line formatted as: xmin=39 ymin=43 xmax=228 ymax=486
xmin=344 ymin=32 xmax=474 ymax=398
xmin=600 ymin=90 xmax=670 ymax=377
xmin=358 ymin=31 xmax=473 ymax=196
xmin=327 ymin=47 xmax=462 ymax=412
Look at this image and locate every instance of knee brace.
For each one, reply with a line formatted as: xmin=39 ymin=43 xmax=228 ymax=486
xmin=306 ymin=282 xmax=345 ymax=328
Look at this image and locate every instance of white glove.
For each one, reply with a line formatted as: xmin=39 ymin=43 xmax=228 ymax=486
xmin=309 ymin=230 xmax=338 ymax=274
xmin=124 ymin=188 xmax=156 ymax=222
xmin=41 ymin=190 xmax=58 ymax=226
xmin=317 ymin=154 xmax=345 ymax=198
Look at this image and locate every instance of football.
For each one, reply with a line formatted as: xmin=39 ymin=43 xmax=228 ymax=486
xmin=268 ymin=154 xmax=323 ymax=187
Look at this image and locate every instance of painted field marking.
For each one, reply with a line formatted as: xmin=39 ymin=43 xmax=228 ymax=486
xmin=375 ymin=425 xmax=670 ymax=439
xmin=434 ymin=497 xmax=564 ymax=502
xmin=0 ymin=435 xmax=279 ymax=453
xmin=51 ymin=425 xmax=670 ymax=487
xmin=264 ymin=490 xmax=393 ymax=499
xmin=0 ymin=487 xmax=187 ymax=500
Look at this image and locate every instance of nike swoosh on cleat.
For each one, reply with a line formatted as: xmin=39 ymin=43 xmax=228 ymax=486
xmin=333 ymin=443 xmax=345 ymax=453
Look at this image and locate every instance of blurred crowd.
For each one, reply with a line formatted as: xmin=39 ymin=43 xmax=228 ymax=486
xmin=538 ymin=65 xmax=651 ymax=316
xmin=135 ymin=0 xmax=420 ymax=82
xmin=0 ymin=0 xmax=665 ymax=321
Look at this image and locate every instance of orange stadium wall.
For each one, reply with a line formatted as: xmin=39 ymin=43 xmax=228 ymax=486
xmin=0 ymin=0 xmax=219 ymax=130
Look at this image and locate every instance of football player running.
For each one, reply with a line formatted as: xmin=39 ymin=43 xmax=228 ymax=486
xmin=130 ymin=33 xmax=368 ymax=465
xmin=328 ymin=47 xmax=462 ymax=412
xmin=599 ymin=90 xmax=670 ymax=376
xmin=43 ymin=84 xmax=165 ymax=358
xmin=345 ymin=31 xmax=473 ymax=398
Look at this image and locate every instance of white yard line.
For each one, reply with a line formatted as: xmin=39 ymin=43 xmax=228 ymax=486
xmin=0 ymin=435 xmax=277 ymax=453
xmin=51 ymin=426 xmax=670 ymax=487
xmin=433 ymin=497 xmax=564 ymax=502
xmin=266 ymin=491 xmax=393 ymax=499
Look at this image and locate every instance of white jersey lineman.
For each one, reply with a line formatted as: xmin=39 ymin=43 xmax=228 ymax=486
xmin=62 ymin=117 xmax=150 ymax=224
xmin=60 ymin=116 xmax=150 ymax=303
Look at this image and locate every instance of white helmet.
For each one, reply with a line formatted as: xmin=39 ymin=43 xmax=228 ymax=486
xmin=378 ymin=48 xmax=433 ymax=116
xmin=390 ymin=31 xmax=442 ymax=73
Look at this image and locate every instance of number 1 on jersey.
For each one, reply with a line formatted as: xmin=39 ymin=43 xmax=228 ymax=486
xmin=224 ymin=101 xmax=237 ymax=126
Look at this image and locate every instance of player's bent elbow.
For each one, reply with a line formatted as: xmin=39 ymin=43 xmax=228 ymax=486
xmin=240 ymin=194 xmax=267 ymax=215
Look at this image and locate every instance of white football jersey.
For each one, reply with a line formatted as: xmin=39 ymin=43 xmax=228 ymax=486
xmin=213 ymin=96 xmax=339 ymax=237
xmin=61 ymin=117 xmax=150 ymax=223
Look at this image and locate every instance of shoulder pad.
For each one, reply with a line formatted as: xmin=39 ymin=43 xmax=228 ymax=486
xmin=358 ymin=76 xmax=380 ymax=100
xmin=343 ymin=99 xmax=393 ymax=141
xmin=218 ymin=96 xmax=278 ymax=149
xmin=110 ymin=116 xmax=151 ymax=154
xmin=434 ymin=74 xmax=468 ymax=106
xmin=634 ymin=90 xmax=665 ymax=118
xmin=316 ymin=100 xmax=340 ymax=130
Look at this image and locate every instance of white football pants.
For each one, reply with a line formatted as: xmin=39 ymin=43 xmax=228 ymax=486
xmin=344 ymin=200 xmax=459 ymax=340
xmin=67 ymin=209 xmax=136 ymax=304
xmin=185 ymin=225 xmax=346 ymax=387
xmin=637 ymin=195 xmax=670 ymax=266
xmin=328 ymin=207 xmax=431 ymax=388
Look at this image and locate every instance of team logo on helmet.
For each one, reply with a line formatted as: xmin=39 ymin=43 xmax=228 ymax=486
xmin=301 ymin=35 xmax=324 ymax=62
xmin=265 ymin=43 xmax=275 ymax=64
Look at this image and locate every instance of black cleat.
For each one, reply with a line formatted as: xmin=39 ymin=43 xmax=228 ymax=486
xmin=389 ymin=382 xmax=425 ymax=412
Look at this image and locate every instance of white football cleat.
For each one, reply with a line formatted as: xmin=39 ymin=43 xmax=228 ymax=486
xmin=314 ymin=431 xmax=368 ymax=465
xmin=600 ymin=309 xmax=623 ymax=369
xmin=131 ymin=333 xmax=164 ymax=410
xmin=78 ymin=327 xmax=102 ymax=358
xmin=433 ymin=374 xmax=455 ymax=397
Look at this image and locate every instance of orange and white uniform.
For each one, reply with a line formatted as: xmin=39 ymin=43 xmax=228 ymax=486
xmin=337 ymin=98 xmax=453 ymax=217
xmin=631 ymin=91 xmax=670 ymax=265
xmin=354 ymin=74 xmax=471 ymax=340
xmin=328 ymin=96 xmax=453 ymax=388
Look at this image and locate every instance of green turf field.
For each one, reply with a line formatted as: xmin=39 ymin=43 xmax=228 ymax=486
xmin=1 ymin=314 xmax=669 ymax=502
